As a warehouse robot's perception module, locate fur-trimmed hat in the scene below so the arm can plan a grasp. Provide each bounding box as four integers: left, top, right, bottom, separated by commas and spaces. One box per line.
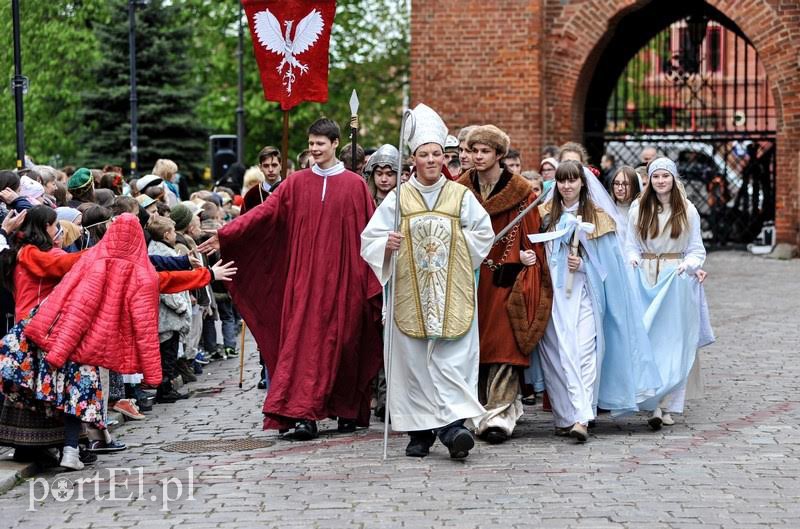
466, 125, 510, 157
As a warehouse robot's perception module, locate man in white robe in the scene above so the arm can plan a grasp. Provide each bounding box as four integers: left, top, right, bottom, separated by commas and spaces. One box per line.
361, 104, 494, 459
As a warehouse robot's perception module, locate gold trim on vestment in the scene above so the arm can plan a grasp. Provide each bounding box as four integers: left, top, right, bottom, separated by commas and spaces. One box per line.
394, 182, 475, 340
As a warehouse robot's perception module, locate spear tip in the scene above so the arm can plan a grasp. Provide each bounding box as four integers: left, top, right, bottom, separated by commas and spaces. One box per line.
350, 89, 359, 116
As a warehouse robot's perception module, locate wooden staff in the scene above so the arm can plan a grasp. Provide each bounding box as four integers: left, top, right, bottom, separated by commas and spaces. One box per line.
565, 215, 582, 298
238, 320, 246, 389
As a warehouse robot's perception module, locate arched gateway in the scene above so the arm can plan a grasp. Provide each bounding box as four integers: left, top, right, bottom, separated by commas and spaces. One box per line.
410, 0, 800, 247
583, 3, 775, 245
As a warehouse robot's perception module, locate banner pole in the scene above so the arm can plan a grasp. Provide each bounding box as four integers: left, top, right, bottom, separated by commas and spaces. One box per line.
281, 109, 289, 178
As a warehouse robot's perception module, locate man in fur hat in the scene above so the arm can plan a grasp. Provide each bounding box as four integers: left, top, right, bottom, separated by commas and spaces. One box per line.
361, 104, 494, 460
457, 125, 551, 444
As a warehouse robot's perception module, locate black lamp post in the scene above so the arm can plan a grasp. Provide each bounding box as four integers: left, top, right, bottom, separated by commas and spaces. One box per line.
128, 1, 148, 178
11, 0, 27, 169
236, 2, 245, 165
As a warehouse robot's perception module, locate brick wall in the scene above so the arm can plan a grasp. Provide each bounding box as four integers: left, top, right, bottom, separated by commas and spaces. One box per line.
410, 0, 545, 172
410, 0, 800, 245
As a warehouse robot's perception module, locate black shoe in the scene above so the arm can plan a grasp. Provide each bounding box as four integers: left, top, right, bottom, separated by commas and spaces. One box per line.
156, 390, 189, 404
78, 448, 97, 464
521, 395, 537, 406
177, 360, 198, 383
337, 418, 357, 433
135, 399, 153, 412
224, 346, 238, 357
13, 447, 59, 466
374, 406, 386, 423
405, 431, 435, 458
257, 379, 267, 389
292, 420, 318, 441
193, 361, 203, 375
483, 427, 509, 444
444, 427, 474, 459
88, 439, 127, 453
209, 345, 226, 361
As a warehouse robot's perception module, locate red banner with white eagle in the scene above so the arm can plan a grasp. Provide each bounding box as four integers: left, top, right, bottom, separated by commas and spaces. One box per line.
243, 0, 336, 110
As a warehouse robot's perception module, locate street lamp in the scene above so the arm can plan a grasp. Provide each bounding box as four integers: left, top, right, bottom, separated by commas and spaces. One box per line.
128, 0, 148, 179
236, 2, 245, 165
11, 0, 27, 169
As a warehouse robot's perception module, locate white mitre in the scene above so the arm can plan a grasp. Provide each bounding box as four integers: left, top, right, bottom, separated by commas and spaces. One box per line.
406, 103, 448, 154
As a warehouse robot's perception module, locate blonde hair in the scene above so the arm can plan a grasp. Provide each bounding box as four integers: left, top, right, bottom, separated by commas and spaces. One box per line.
521, 170, 542, 184
152, 159, 179, 180
59, 220, 82, 247
146, 216, 176, 242
557, 142, 589, 164
242, 166, 265, 195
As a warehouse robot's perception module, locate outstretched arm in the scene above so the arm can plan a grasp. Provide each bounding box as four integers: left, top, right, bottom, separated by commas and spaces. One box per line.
17, 246, 84, 279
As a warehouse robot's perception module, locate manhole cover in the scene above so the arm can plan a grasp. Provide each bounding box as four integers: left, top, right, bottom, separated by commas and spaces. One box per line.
162, 438, 274, 453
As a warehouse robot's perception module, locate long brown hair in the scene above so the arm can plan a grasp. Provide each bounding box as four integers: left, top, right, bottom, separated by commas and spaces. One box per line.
610, 165, 641, 204
636, 170, 688, 240
549, 160, 597, 230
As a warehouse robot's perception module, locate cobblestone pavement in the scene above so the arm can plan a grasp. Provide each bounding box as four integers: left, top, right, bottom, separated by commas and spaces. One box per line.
1, 251, 798, 528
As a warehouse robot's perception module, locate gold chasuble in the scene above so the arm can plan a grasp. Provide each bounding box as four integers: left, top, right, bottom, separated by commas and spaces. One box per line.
394, 180, 475, 339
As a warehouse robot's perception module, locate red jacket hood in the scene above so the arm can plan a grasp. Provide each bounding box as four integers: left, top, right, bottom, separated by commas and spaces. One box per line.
26, 214, 163, 384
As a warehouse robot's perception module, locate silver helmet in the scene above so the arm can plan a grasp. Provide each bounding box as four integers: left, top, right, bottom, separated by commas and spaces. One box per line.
365, 144, 400, 175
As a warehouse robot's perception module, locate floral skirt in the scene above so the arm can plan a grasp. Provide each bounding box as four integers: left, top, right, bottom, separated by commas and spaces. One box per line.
0, 319, 105, 429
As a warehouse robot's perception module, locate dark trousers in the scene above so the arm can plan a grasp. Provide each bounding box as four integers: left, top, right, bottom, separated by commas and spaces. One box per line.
158, 332, 180, 395
201, 314, 218, 352
216, 298, 237, 348
64, 415, 81, 448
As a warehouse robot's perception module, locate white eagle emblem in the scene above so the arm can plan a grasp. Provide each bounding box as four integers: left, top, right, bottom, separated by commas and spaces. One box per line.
253, 8, 325, 95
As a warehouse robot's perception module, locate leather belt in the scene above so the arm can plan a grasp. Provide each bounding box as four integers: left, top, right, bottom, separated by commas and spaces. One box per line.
641, 252, 683, 277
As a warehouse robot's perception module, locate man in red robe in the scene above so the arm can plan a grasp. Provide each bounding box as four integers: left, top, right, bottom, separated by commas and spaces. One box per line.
199, 118, 383, 440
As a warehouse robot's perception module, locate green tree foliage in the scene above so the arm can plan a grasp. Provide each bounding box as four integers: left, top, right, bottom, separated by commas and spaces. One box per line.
81, 0, 208, 176
183, 0, 410, 169
0, 1, 109, 167
1, 1, 409, 178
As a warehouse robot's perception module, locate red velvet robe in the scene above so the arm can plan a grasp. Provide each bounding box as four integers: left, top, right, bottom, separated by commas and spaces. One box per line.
219, 167, 383, 430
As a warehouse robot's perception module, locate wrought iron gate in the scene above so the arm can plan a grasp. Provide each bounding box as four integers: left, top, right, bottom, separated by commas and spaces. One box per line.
587, 14, 776, 245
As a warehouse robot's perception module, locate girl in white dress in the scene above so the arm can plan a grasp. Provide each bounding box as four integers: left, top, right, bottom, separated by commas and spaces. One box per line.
626, 158, 709, 429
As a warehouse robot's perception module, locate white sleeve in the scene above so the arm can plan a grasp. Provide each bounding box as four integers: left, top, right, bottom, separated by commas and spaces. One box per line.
460, 191, 495, 268
681, 203, 706, 272
360, 191, 397, 285
625, 203, 644, 263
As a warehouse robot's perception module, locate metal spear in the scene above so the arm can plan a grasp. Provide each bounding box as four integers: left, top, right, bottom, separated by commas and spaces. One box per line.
382, 108, 415, 461
349, 90, 359, 173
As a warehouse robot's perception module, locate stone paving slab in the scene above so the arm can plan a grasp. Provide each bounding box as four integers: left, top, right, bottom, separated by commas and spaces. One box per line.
0, 251, 798, 528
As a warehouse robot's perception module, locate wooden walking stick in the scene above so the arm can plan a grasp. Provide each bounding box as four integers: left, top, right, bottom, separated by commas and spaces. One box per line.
238, 320, 246, 389
565, 215, 582, 298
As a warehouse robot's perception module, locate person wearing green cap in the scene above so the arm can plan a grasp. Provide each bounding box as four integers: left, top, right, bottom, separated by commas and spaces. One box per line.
67, 167, 95, 208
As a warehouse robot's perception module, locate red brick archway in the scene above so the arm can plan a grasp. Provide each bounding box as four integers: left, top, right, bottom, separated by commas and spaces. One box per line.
410, 0, 799, 245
